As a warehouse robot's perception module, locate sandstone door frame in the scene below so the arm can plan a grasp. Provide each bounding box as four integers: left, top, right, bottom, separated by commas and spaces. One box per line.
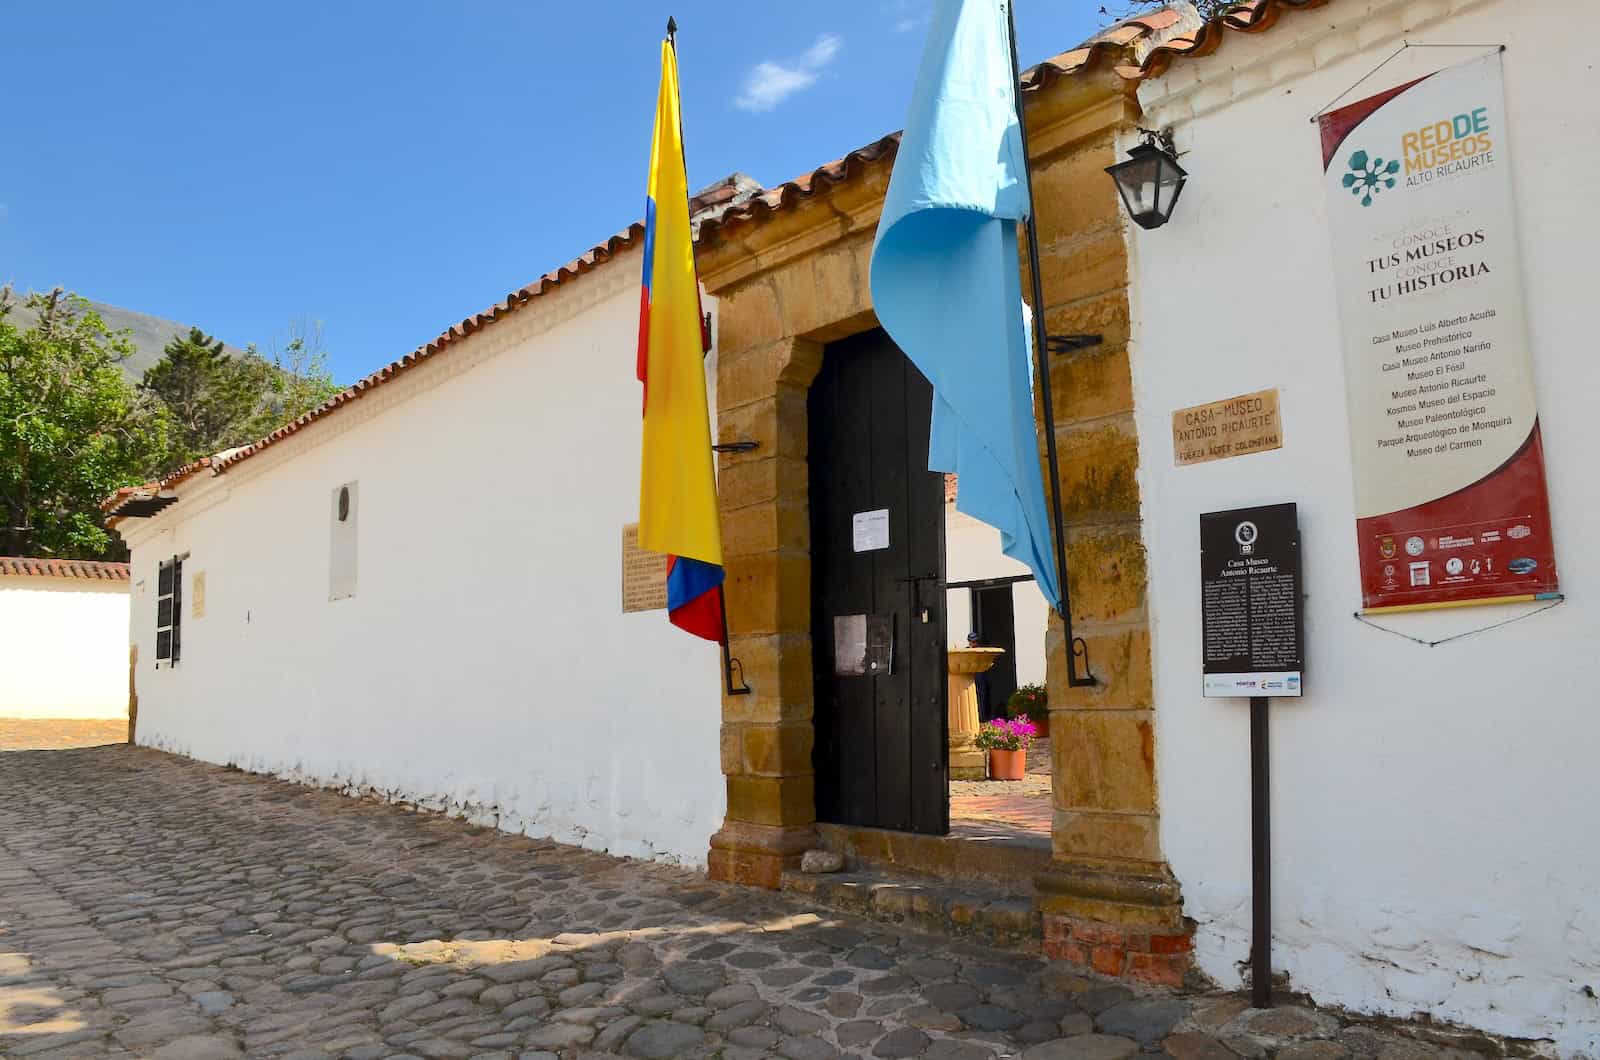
700, 64, 1196, 984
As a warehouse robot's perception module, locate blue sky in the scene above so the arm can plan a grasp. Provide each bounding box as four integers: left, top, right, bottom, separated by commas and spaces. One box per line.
1, 2, 1105, 382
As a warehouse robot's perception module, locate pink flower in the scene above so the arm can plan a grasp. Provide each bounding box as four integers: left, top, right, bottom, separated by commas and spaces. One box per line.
974, 717, 1034, 752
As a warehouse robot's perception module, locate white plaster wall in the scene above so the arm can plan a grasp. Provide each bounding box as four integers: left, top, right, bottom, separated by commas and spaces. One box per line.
0, 578, 128, 719
124, 256, 726, 865
944, 506, 1048, 688
1127, 1, 1600, 1051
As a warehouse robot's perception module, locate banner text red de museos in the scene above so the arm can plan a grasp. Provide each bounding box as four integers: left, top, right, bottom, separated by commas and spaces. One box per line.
1318, 53, 1558, 611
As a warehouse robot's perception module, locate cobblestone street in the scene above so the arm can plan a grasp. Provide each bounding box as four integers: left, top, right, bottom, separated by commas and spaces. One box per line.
0, 719, 127, 752
0, 746, 1501, 1059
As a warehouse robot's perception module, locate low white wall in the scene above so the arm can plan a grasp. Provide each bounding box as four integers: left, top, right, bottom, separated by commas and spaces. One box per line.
944, 506, 1048, 689
0, 578, 129, 719
1128, 1, 1599, 1052
124, 256, 726, 865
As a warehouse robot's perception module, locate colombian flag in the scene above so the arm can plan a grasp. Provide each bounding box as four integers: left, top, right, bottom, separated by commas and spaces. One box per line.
638, 34, 724, 642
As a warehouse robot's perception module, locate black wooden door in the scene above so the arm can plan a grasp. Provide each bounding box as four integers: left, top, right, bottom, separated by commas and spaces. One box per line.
809, 329, 948, 835
972, 586, 1019, 723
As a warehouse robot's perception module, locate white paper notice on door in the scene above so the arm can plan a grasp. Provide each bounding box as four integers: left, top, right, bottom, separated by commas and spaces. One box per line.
852, 509, 890, 553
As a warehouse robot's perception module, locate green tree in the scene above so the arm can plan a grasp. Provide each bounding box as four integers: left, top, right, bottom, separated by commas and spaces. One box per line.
240, 319, 342, 441
139, 326, 270, 463
140, 319, 342, 461
0, 288, 175, 559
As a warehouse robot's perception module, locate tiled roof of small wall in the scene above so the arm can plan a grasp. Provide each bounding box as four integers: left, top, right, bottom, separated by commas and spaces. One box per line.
697, 0, 1325, 243
0, 556, 131, 581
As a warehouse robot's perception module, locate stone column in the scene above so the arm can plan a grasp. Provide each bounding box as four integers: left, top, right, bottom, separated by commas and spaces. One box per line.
706, 335, 825, 889
1027, 117, 1193, 985
946, 647, 1004, 780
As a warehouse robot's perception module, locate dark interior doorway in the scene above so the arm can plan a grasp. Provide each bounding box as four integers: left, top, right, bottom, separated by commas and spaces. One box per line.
971, 585, 1019, 723
808, 328, 948, 836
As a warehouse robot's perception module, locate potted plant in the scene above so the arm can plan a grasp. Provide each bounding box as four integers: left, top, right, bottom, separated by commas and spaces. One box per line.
974, 718, 1037, 781
1005, 683, 1050, 738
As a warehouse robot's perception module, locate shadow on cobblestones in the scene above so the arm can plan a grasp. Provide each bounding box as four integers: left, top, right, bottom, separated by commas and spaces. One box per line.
0, 746, 1529, 1059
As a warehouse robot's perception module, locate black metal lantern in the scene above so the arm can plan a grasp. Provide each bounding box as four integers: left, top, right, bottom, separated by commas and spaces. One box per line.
1106, 131, 1186, 230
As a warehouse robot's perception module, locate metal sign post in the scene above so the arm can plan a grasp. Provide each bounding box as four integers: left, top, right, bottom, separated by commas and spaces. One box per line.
1200, 502, 1304, 1008
1249, 693, 1272, 1007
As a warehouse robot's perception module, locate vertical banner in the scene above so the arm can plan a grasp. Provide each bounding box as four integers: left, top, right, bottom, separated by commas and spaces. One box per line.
1318, 52, 1559, 612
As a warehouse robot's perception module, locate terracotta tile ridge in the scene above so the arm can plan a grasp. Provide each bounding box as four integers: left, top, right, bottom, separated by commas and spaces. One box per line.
101, 457, 217, 514
0, 556, 131, 581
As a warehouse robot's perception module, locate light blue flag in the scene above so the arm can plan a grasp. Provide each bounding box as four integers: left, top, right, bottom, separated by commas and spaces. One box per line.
869, 0, 1061, 609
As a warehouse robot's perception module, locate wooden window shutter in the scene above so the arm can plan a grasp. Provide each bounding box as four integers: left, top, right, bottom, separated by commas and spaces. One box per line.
171, 556, 183, 665
155, 556, 182, 665
155, 560, 173, 662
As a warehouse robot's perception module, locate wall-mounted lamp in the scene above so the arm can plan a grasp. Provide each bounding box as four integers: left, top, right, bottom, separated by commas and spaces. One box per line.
1106, 128, 1187, 230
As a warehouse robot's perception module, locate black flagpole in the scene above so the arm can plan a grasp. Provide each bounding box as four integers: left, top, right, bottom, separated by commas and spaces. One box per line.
668, 16, 749, 696
1004, 0, 1094, 687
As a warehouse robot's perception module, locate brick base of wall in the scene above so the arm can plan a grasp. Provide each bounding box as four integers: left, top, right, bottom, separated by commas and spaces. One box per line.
1042, 915, 1195, 987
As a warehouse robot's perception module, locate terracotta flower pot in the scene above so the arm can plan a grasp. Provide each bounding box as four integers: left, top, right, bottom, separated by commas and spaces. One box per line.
988, 748, 1026, 781
1030, 714, 1050, 739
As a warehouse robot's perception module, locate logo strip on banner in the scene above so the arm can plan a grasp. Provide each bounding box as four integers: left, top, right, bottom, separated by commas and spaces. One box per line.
1317, 51, 1560, 613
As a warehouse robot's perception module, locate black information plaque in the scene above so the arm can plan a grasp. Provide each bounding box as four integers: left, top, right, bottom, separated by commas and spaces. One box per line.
1200, 502, 1304, 698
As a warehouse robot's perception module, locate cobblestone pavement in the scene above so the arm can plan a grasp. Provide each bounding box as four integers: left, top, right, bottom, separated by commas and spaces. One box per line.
0, 718, 127, 751
0, 746, 1496, 1060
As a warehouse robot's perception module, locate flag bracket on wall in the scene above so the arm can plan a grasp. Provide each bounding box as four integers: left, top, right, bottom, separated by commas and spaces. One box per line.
1069, 636, 1094, 686
723, 651, 751, 696
1046, 333, 1103, 354
720, 604, 751, 696
711, 440, 760, 454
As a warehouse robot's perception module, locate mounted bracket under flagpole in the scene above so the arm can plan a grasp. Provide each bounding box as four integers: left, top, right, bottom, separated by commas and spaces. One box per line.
1005, 0, 1095, 688
719, 599, 751, 696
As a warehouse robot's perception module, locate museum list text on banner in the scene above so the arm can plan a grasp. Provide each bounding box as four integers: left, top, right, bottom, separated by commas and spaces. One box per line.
1318, 52, 1558, 612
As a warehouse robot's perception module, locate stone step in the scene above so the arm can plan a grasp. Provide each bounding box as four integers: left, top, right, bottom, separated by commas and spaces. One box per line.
779, 868, 1042, 953
814, 821, 1054, 894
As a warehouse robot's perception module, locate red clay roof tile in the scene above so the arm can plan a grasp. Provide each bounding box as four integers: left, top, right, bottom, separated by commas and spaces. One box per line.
102, 455, 223, 519
0, 556, 130, 582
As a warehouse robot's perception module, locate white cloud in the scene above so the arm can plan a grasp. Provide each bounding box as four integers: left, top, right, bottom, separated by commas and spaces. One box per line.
802, 34, 842, 67
885, 0, 928, 33
735, 33, 842, 113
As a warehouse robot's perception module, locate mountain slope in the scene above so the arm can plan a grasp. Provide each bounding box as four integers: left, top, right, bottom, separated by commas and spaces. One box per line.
4, 293, 244, 383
